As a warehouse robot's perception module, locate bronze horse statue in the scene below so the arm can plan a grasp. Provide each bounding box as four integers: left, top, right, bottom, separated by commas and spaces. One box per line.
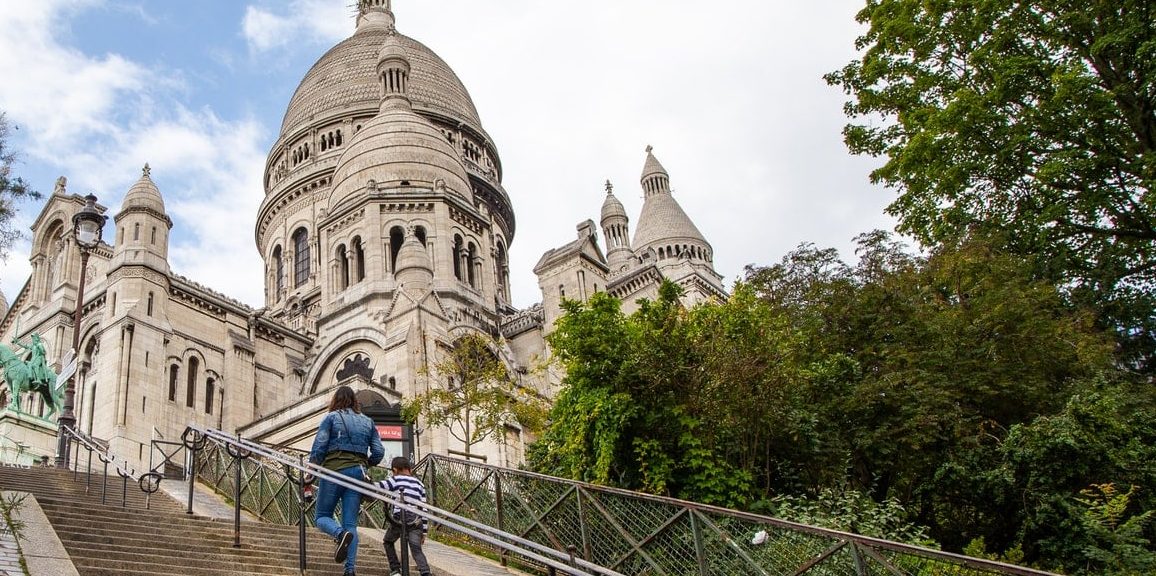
0, 336, 62, 418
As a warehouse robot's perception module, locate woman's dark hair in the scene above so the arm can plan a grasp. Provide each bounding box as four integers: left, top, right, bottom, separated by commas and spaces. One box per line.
327, 385, 361, 413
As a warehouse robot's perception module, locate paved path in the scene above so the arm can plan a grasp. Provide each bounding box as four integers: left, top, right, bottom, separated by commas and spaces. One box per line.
0, 527, 22, 576
1, 491, 80, 576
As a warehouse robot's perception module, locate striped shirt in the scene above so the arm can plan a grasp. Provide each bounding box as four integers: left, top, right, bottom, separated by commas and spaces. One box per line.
378, 473, 428, 533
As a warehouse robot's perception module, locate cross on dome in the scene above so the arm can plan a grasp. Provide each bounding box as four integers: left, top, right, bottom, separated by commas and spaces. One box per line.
605, 180, 614, 195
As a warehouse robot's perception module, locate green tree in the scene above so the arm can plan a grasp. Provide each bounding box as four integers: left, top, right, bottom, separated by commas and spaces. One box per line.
996, 379, 1156, 572
531, 285, 762, 507
529, 292, 638, 484
0, 113, 39, 258
404, 332, 547, 458
745, 232, 1119, 555
826, 1, 1156, 370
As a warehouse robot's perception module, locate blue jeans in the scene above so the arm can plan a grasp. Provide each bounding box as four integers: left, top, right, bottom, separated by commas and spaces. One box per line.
314, 465, 365, 572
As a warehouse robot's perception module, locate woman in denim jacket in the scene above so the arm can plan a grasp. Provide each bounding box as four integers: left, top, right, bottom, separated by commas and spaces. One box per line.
309, 385, 385, 576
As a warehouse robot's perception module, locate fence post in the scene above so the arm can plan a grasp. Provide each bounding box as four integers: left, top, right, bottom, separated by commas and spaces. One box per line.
496, 473, 507, 567
100, 456, 109, 504
181, 428, 206, 515
689, 511, 708, 576
577, 489, 591, 563
227, 439, 252, 548
427, 457, 437, 511
298, 457, 308, 575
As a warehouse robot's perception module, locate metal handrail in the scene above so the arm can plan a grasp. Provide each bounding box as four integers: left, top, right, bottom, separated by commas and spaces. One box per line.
420, 454, 1063, 576
186, 425, 625, 576
58, 425, 162, 508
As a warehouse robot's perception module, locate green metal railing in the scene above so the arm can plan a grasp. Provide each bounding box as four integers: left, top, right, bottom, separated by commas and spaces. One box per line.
183, 430, 1059, 576
417, 455, 1062, 576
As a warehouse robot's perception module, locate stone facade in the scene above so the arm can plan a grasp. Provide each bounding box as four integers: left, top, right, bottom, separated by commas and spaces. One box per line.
0, 1, 724, 474
535, 150, 727, 329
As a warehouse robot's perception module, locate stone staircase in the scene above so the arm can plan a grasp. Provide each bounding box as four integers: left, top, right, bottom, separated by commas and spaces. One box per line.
0, 465, 418, 575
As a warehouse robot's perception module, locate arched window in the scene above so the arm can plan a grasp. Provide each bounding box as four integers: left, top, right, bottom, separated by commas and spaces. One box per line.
205, 378, 215, 415
168, 365, 179, 402
452, 235, 464, 281
352, 237, 365, 282
273, 246, 284, 295
467, 242, 478, 288
495, 240, 509, 301
337, 244, 349, 290
389, 226, 404, 274
415, 226, 427, 246
293, 228, 310, 287
147, 292, 154, 316
133, 222, 140, 241
186, 357, 199, 408
151, 226, 157, 244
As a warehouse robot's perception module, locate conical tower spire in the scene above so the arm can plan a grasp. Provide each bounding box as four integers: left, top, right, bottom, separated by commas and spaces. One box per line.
631, 146, 710, 258
640, 145, 671, 198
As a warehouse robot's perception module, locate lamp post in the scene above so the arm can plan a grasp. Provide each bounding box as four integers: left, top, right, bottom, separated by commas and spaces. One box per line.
56, 194, 106, 469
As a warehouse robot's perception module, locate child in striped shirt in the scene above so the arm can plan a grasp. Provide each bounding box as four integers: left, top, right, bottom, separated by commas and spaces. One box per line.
378, 457, 431, 576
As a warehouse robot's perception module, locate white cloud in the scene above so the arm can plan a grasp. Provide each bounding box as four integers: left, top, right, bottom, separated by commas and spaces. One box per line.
242, 0, 349, 52
0, 1, 270, 306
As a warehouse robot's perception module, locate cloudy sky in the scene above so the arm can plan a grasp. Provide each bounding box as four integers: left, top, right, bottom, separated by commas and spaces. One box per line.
0, 0, 896, 310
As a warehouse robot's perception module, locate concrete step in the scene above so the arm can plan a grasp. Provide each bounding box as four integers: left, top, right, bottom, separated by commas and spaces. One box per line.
1, 465, 505, 576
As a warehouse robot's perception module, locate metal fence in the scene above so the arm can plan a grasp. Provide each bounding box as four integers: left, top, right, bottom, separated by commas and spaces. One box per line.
418, 455, 1062, 576
185, 430, 1059, 576
187, 426, 622, 576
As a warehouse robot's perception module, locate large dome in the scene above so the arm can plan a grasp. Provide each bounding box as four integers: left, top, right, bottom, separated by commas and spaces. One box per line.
279, 23, 488, 143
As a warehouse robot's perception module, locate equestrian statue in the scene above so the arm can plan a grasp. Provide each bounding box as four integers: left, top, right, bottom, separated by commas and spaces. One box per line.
0, 333, 62, 418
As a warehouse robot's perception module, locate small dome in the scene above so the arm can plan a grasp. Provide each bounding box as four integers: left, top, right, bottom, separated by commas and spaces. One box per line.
632, 193, 709, 250
394, 230, 433, 286
121, 164, 165, 214
378, 30, 408, 64
600, 187, 628, 221
328, 105, 471, 210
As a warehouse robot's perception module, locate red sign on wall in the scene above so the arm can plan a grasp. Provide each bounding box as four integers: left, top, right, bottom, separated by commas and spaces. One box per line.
377, 425, 404, 440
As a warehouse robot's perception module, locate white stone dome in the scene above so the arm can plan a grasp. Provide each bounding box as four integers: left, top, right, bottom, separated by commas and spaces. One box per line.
278, 23, 489, 150
121, 164, 165, 215
328, 104, 471, 210
601, 190, 628, 221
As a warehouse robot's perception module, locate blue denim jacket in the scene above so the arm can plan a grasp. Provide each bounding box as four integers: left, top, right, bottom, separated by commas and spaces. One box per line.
309, 409, 385, 468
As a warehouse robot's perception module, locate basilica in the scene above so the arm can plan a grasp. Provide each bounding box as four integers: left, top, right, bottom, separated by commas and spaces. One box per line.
0, 0, 725, 472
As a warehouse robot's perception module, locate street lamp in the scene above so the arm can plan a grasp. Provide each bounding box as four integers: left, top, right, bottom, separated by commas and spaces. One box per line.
56, 194, 106, 469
